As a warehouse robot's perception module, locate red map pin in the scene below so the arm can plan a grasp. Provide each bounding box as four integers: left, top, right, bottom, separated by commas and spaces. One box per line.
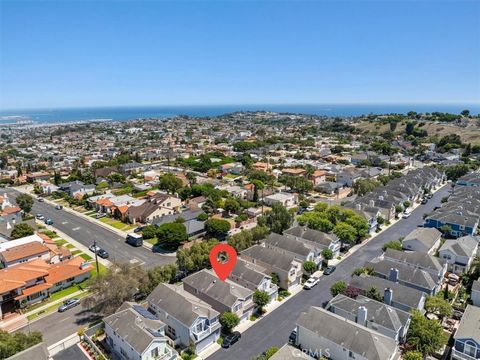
209, 243, 237, 281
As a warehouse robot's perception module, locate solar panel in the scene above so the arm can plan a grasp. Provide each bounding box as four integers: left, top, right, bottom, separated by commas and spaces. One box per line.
133, 305, 157, 320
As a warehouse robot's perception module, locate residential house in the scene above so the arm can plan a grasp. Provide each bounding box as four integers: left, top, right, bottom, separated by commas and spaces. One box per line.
349, 275, 427, 313
382, 249, 447, 280
295, 306, 399, 360
451, 305, 480, 360
151, 209, 205, 238
0, 242, 51, 268
147, 283, 221, 353
182, 269, 254, 323
0, 212, 37, 240
264, 193, 298, 209
6, 342, 50, 360
263, 233, 322, 267
283, 226, 341, 258
438, 235, 479, 275
282, 168, 306, 177
336, 167, 363, 187
311, 170, 327, 186
327, 294, 411, 343
240, 245, 303, 290
229, 259, 278, 302
268, 344, 315, 360
118, 162, 144, 175
0, 256, 92, 318
401, 228, 442, 254
26, 172, 50, 183
366, 257, 441, 295
58, 180, 95, 198
104, 302, 178, 360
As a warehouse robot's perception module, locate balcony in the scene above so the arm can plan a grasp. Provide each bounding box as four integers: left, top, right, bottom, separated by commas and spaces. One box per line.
156, 346, 178, 360
192, 322, 221, 341
452, 348, 477, 360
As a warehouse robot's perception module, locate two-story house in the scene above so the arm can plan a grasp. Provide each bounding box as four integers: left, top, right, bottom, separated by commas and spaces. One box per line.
438, 235, 479, 275
327, 294, 411, 343
240, 245, 303, 290
182, 269, 254, 323
295, 306, 399, 360
104, 302, 178, 360
283, 226, 341, 258
147, 283, 221, 353
401, 228, 442, 254
263, 233, 322, 267
452, 305, 480, 360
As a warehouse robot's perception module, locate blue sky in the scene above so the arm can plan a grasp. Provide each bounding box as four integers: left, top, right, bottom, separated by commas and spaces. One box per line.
1, 0, 479, 109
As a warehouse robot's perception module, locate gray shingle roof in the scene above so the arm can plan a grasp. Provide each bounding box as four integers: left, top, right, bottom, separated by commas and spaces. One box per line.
230, 259, 269, 291
327, 294, 410, 333
383, 249, 446, 274
104, 305, 166, 355
147, 283, 219, 327
402, 228, 441, 251
455, 305, 480, 343
349, 275, 425, 310
182, 269, 253, 308
439, 235, 478, 257
241, 245, 296, 273
297, 306, 398, 360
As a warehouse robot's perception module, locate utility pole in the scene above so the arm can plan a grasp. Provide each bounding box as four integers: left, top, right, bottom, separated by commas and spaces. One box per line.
93, 239, 99, 274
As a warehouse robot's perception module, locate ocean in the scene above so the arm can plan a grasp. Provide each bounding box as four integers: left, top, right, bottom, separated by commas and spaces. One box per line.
0, 104, 479, 126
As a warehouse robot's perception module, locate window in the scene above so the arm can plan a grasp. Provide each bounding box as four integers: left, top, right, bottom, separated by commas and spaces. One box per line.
196, 322, 203, 332
349, 351, 356, 358
464, 342, 477, 357
167, 325, 176, 337
66, 277, 75, 282
151, 347, 159, 358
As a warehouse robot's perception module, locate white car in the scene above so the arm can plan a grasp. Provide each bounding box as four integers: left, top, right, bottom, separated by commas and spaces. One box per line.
402, 211, 412, 219
303, 277, 319, 290
89, 244, 101, 253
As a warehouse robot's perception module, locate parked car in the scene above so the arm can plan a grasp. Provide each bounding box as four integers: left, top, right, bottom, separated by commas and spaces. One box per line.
55, 204, 63, 210
133, 226, 144, 233
303, 276, 319, 290
37, 198, 45, 202
95, 212, 107, 219
222, 331, 241, 348
288, 329, 297, 344
89, 244, 101, 253
97, 249, 109, 259
426, 193, 433, 199
58, 298, 80, 312
421, 198, 428, 205
402, 210, 411, 219
323, 266, 336, 275
44, 218, 54, 225
36, 213, 44, 220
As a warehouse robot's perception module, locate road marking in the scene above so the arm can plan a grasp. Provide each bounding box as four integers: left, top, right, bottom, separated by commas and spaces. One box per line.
62, 221, 68, 225
72, 227, 81, 231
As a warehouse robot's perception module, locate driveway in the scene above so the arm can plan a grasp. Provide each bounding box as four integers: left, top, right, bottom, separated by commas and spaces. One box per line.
208, 184, 451, 360
3, 187, 175, 268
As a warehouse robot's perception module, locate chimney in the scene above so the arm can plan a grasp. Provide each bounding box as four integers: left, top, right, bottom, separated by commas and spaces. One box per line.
384, 288, 393, 305
378, 195, 384, 201
357, 306, 368, 326
369, 200, 375, 207
389, 268, 399, 282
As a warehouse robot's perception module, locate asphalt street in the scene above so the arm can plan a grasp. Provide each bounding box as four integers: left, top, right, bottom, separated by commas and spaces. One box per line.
209, 184, 451, 360
3, 187, 175, 268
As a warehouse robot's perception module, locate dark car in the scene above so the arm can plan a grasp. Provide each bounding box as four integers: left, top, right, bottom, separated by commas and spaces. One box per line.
288, 329, 297, 344
58, 298, 80, 312
323, 266, 336, 275
37, 198, 45, 202
222, 331, 241, 348
45, 218, 54, 225
421, 198, 428, 205
97, 249, 109, 259
427, 193, 433, 199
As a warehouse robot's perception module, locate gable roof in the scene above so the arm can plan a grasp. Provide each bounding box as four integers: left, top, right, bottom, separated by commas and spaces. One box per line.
402, 228, 442, 251
455, 305, 480, 343
439, 235, 478, 257
241, 245, 297, 274
230, 259, 269, 291
1, 242, 50, 263
147, 283, 219, 327
297, 306, 397, 360
383, 249, 446, 274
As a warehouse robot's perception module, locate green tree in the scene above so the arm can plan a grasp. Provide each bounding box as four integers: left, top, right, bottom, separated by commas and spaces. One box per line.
440, 224, 452, 235
302, 260, 317, 275
10, 223, 34, 239
83, 262, 148, 315
224, 198, 240, 214
141, 264, 177, 294
253, 290, 270, 313
425, 296, 452, 319
141, 224, 158, 239
16, 194, 34, 214
321, 248, 333, 264
264, 203, 293, 234
270, 272, 280, 286
205, 219, 231, 238
330, 281, 347, 297
333, 222, 356, 248
406, 121, 415, 136
403, 351, 423, 360
159, 173, 183, 194
382, 240, 402, 252
53, 171, 61, 185
353, 179, 381, 196
345, 214, 369, 240
0, 330, 43, 359
219, 312, 240, 334
403, 200, 411, 209
407, 310, 448, 356
176, 239, 219, 272
156, 222, 188, 249
366, 286, 383, 301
